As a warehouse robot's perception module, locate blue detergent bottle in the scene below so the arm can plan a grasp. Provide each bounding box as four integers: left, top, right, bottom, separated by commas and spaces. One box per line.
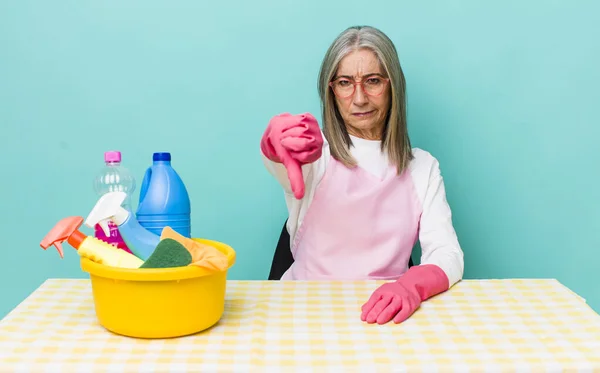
136, 152, 191, 237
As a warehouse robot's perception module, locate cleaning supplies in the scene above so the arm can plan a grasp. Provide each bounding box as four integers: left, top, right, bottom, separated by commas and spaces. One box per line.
93, 150, 136, 254
40, 216, 143, 269
161, 226, 228, 271
140, 238, 192, 268
85, 191, 228, 271
85, 191, 160, 261
136, 152, 191, 237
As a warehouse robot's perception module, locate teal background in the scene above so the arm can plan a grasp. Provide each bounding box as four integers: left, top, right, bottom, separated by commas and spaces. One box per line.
1, 0, 598, 318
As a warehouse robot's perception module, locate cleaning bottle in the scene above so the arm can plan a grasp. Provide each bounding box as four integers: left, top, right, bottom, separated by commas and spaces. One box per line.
85, 191, 160, 261
40, 216, 144, 269
136, 152, 191, 237
93, 150, 136, 254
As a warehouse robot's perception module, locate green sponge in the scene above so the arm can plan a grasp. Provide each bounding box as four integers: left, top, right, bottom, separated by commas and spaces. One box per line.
140, 238, 192, 268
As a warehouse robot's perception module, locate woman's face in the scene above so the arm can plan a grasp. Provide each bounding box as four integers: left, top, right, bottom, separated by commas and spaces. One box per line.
331, 49, 390, 140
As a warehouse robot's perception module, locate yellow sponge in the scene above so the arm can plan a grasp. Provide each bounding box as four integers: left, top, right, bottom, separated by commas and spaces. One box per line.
160, 227, 229, 271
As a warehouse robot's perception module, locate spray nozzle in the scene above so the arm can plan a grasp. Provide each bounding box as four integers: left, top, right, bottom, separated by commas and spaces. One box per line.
84, 191, 130, 234
40, 216, 87, 258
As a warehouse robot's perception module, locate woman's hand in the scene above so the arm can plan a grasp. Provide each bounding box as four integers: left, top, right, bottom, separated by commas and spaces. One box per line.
361, 280, 422, 324
260, 112, 323, 199
361, 264, 450, 324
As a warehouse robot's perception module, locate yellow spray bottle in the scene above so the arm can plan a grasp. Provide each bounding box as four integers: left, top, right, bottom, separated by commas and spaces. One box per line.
40, 216, 143, 269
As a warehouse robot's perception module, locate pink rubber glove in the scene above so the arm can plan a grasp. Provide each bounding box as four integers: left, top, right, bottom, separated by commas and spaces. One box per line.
260, 112, 323, 199
361, 264, 450, 324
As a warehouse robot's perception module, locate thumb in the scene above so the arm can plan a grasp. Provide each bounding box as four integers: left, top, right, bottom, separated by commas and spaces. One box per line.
271, 134, 306, 199
272, 135, 305, 199
281, 153, 305, 199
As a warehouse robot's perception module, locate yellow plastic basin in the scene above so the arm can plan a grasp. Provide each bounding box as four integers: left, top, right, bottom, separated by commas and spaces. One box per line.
80, 238, 236, 339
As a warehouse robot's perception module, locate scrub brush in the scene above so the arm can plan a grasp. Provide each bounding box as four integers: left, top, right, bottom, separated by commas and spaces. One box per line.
140, 238, 192, 268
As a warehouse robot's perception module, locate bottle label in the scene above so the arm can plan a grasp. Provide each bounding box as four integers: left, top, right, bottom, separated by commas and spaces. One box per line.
94, 221, 133, 254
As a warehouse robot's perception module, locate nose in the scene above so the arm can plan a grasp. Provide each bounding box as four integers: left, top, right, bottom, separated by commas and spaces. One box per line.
352, 84, 368, 106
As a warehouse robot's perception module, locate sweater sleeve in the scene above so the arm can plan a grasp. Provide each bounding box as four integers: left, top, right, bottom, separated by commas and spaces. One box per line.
260, 134, 330, 244
413, 149, 464, 287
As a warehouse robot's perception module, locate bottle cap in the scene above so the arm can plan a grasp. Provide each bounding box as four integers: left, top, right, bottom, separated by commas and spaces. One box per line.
153, 152, 171, 162
105, 151, 122, 163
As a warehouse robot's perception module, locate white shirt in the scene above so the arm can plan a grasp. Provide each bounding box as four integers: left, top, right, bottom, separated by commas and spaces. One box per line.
262, 134, 464, 287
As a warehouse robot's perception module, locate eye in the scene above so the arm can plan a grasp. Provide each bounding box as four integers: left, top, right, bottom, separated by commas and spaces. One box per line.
366, 77, 381, 85
337, 79, 351, 87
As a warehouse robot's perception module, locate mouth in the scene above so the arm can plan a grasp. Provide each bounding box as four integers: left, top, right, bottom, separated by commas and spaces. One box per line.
352, 110, 375, 118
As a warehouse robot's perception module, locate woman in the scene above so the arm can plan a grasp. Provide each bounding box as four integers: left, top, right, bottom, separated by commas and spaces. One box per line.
260, 25, 464, 325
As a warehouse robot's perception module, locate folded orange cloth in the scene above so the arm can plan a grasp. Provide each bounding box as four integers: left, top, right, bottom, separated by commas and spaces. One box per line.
160, 227, 229, 271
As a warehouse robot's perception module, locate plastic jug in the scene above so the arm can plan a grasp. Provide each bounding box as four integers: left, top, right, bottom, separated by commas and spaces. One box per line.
136, 152, 191, 237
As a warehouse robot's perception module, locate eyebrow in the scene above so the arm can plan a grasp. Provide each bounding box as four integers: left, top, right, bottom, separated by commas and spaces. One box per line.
333, 72, 385, 80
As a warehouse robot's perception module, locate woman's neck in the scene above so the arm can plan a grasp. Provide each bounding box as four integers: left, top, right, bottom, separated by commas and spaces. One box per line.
346, 126, 382, 141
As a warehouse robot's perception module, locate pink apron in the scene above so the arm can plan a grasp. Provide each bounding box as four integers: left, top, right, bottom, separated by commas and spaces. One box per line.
282, 155, 422, 281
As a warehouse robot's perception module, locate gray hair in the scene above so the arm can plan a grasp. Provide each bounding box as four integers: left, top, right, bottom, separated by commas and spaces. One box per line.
317, 25, 413, 174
